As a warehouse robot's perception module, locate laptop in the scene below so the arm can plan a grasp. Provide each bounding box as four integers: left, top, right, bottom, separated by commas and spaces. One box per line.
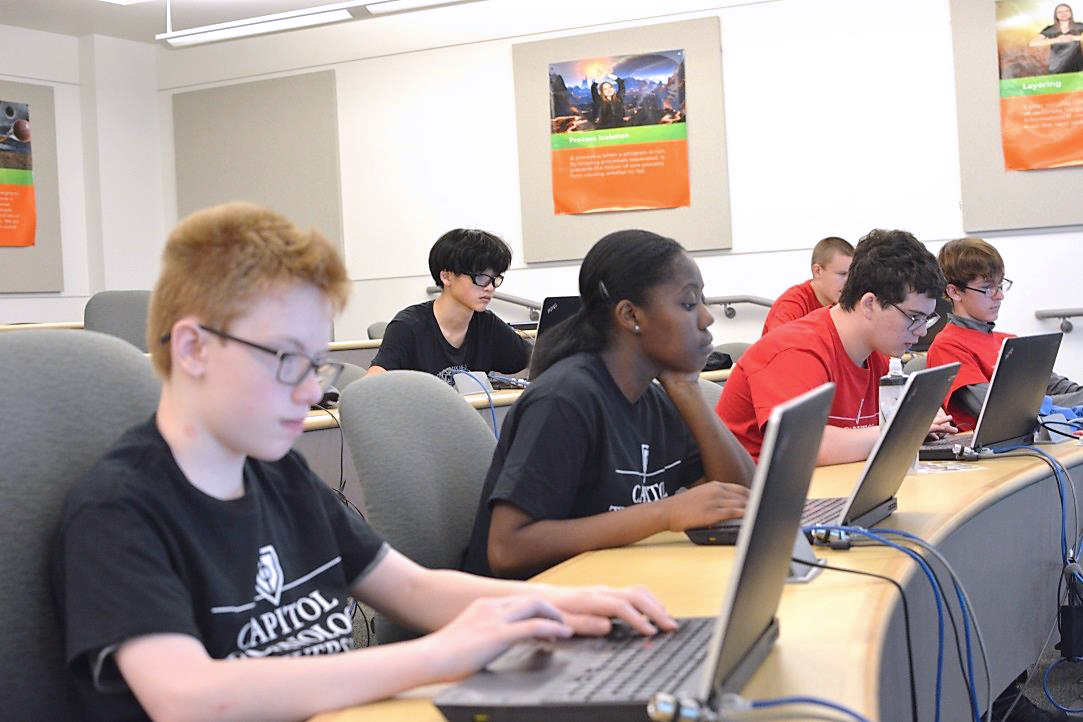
919, 332, 1062, 461
523, 296, 582, 380
434, 383, 834, 722
688, 362, 960, 546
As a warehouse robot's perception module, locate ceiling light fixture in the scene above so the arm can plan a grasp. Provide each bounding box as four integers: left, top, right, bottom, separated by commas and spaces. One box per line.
156, 0, 482, 48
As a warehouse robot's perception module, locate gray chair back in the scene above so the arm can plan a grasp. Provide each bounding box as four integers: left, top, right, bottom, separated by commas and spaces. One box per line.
338, 371, 496, 643
714, 341, 751, 364
903, 353, 928, 375
366, 321, 388, 340
0, 330, 160, 718
83, 289, 153, 352
698, 376, 724, 408
335, 362, 366, 392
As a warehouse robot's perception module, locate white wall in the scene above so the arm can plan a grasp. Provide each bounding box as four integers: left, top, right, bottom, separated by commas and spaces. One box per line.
0, 26, 166, 323
149, 0, 1083, 379
5, 0, 1082, 379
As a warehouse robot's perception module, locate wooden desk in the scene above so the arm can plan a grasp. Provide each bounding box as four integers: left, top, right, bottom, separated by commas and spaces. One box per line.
0, 321, 83, 332
327, 339, 382, 371
311, 441, 1083, 722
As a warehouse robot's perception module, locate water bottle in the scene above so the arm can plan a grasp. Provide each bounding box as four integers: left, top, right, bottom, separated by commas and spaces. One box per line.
879, 357, 906, 426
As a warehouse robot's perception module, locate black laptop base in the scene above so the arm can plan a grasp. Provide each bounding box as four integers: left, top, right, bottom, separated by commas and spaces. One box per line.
686, 497, 898, 546
436, 619, 779, 722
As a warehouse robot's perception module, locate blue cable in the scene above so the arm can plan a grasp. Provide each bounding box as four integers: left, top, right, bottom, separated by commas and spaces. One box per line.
750, 694, 872, 722
1042, 657, 1083, 713
460, 372, 499, 440
877, 528, 981, 722
804, 525, 947, 722
994, 446, 1081, 589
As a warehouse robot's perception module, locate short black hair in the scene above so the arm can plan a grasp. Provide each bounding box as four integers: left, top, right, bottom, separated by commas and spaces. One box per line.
837, 229, 945, 311
428, 229, 512, 287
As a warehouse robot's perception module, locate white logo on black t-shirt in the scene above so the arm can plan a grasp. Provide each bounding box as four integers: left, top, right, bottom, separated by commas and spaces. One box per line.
255, 545, 284, 606
613, 443, 682, 506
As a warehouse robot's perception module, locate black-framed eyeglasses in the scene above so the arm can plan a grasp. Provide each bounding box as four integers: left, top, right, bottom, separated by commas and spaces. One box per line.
470, 272, 504, 289
962, 278, 1012, 296
888, 303, 940, 332
161, 325, 343, 391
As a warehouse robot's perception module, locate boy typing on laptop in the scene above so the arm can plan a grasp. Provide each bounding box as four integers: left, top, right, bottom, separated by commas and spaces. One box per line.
717, 229, 957, 465
50, 203, 673, 721
927, 237, 1083, 431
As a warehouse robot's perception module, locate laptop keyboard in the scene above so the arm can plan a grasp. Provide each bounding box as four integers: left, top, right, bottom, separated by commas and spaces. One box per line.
801, 496, 845, 526
921, 430, 974, 450
553, 617, 714, 703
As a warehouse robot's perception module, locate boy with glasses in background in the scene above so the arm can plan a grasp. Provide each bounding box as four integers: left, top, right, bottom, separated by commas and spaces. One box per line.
717, 229, 957, 465
50, 203, 673, 721
928, 237, 1083, 431
367, 228, 532, 385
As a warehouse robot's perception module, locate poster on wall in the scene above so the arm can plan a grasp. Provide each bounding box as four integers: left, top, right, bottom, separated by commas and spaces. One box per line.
996, 1, 1083, 170
0, 100, 35, 247
549, 50, 689, 214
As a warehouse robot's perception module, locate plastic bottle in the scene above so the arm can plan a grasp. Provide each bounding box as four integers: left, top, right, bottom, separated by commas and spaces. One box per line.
879, 357, 906, 426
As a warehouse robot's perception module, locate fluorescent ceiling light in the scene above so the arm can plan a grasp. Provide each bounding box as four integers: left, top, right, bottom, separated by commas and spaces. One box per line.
97, 0, 155, 4
156, 0, 482, 48
366, 0, 464, 15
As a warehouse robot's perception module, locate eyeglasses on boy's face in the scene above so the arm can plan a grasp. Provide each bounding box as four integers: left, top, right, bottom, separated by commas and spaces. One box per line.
961, 278, 1012, 296
469, 272, 504, 289
160, 325, 343, 391
888, 303, 940, 333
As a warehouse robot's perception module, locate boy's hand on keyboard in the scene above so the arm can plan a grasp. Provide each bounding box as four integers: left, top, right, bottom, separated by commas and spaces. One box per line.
926, 408, 958, 440
663, 480, 747, 532
425, 595, 572, 681
539, 584, 678, 637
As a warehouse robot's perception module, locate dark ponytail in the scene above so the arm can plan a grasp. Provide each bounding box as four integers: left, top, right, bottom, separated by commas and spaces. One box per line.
530, 229, 685, 377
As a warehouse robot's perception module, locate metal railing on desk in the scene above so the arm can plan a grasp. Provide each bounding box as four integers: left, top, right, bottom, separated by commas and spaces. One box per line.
1035, 307, 1083, 334
426, 285, 542, 320
704, 295, 774, 319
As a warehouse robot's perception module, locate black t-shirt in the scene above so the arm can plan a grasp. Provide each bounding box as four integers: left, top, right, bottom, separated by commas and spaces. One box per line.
1042, 22, 1083, 73
50, 417, 388, 721
370, 301, 532, 385
461, 352, 704, 578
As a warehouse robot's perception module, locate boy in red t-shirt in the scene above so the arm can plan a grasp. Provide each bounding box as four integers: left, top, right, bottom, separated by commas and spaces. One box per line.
927, 237, 1083, 431
761, 236, 854, 335
719, 229, 957, 465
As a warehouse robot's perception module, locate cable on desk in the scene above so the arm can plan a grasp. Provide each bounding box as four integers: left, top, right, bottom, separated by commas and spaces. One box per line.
789, 556, 918, 722
877, 529, 991, 722
805, 525, 946, 722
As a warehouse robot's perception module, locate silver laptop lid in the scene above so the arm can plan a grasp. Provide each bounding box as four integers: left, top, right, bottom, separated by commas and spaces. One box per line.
972, 332, 1062, 450
839, 362, 959, 524
698, 383, 834, 702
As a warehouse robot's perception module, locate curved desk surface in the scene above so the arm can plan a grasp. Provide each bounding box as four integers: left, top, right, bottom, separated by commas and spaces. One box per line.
311, 441, 1083, 722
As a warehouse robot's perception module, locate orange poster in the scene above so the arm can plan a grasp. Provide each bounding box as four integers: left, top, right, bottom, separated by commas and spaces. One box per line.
996, 2, 1083, 170
549, 50, 689, 214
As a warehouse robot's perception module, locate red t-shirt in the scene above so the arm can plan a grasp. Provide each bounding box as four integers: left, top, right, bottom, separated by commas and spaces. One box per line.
718, 306, 889, 459
761, 280, 824, 336
925, 321, 1014, 431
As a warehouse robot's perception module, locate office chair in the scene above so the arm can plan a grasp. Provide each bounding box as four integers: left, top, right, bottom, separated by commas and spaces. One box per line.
83, 289, 153, 352
366, 321, 388, 340
714, 341, 751, 364
338, 371, 495, 644
903, 354, 928, 375
0, 330, 160, 717
336, 362, 366, 392
697, 376, 725, 408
